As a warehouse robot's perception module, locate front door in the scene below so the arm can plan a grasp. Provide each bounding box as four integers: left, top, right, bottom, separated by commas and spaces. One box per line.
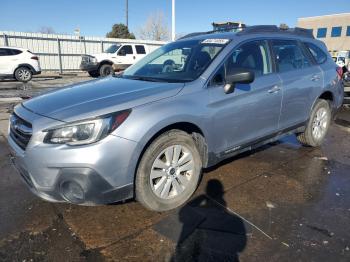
115, 45, 135, 66
208, 40, 282, 154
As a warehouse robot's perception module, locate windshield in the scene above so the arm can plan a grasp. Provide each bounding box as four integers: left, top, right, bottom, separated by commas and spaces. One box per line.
104, 44, 121, 53
121, 39, 229, 82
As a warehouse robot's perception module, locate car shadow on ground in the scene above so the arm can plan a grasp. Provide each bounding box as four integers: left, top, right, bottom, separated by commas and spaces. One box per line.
153, 179, 247, 262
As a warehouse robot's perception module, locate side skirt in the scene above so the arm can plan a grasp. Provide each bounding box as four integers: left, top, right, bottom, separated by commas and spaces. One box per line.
207, 122, 306, 167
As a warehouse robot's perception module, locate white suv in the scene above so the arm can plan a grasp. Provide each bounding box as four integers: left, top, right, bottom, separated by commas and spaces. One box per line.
0, 47, 41, 82
80, 44, 150, 77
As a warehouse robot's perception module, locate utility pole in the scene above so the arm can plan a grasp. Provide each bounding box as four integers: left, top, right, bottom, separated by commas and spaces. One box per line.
126, 0, 129, 28
172, 0, 175, 41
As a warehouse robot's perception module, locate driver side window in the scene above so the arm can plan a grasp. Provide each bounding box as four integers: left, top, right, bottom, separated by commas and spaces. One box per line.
228, 40, 272, 76
211, 40, 272, 86
118, 45, 133, 55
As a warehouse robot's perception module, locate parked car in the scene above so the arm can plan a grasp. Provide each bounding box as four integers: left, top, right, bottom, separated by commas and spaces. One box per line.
8, 26, 343, 211
80, 43, 153, 77
0, 47, 41, 82
337, 51, 350, 68
343, 71, 350, 104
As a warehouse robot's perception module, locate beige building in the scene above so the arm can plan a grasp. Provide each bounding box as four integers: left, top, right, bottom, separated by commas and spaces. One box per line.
297, 13, 350, 54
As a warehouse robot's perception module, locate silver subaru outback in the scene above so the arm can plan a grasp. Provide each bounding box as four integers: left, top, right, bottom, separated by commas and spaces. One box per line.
8, 26, 344, 211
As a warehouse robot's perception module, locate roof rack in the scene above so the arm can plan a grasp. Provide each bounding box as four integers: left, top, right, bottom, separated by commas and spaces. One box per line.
237, 25, 314, 38
178, 25, 314, 40
178, 30, 218, 40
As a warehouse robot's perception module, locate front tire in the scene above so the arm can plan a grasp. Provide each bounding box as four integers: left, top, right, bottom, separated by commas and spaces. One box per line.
99, 64, 113, 77
88, 70, 100, 77
135, 130, 202, 211
297, 99, 331, 147
14, 67, 32, 82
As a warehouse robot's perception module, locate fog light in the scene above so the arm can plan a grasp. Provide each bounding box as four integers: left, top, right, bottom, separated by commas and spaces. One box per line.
60, 181, 85, 203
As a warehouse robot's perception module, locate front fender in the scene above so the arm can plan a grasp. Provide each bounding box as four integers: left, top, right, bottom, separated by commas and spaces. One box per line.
113, 93, 210, 172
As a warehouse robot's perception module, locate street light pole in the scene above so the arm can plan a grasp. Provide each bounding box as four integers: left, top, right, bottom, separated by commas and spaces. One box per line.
172, 0, 175, 41
126, 0, 129, 28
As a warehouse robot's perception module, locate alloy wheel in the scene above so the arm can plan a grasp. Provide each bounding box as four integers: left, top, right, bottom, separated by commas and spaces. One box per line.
312, 107, 328, 140
150, 145, 194, 200
17, 69, 31, 82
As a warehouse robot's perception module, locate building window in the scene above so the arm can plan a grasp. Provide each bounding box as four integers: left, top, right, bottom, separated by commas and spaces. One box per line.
347, 26, 350, 36
317, 28, 327, 38
331, 26, 342, 37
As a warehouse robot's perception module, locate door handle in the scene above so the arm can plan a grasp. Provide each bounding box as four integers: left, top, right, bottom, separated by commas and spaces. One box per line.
133, 56, 136, 59
311, 75, 320, 81
268, 85, 281, 94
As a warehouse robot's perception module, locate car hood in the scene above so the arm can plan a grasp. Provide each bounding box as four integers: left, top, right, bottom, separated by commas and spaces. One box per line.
23, 77, 184, 122
92, 53, 113, 61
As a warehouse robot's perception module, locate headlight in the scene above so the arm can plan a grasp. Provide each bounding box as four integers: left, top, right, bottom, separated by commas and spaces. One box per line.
44, 110, 131, 145
91, 56, 97, 63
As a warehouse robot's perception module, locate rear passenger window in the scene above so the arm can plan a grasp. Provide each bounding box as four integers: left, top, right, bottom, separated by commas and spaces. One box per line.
0, 48, 16, 56
10, 49, 22, 55
135, 45, 146, 54
304, 42, 327, 64
226, 40, 272, 77
0, 49, 8, 56
272, 40, 311, 73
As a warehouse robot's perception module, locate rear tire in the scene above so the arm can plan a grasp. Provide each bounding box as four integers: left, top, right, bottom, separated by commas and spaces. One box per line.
14, 67, 32, 82
135, 130, 202, 211
99, 64, 113, 77
297, 99, 331, 147
88, 70, 99, 78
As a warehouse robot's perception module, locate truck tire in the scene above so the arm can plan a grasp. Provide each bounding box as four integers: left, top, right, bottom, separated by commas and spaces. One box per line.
297, 99, 331, 147
14, 67, 32, 82
136, 130, 202, 211
99, 64, 113, 77
88, 70, 99, 78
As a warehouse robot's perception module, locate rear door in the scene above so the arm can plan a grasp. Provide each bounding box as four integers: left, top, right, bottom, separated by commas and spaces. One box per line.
271, 39, 323, 130
208, 40, 282, 154
0, 48, 18, 74
134, 45, 147, 62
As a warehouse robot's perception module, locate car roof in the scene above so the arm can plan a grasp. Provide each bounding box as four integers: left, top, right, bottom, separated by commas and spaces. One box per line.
179, 25, 315, 42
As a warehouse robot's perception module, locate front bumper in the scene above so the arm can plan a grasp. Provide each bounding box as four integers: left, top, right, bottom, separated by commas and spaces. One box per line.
80, 61, 99, 72
7, 107, 139, 205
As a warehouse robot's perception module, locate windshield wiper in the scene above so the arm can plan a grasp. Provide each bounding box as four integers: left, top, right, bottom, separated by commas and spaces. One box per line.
123, 75, 170, 82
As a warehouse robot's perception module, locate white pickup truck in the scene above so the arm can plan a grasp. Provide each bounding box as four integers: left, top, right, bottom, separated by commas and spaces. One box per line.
80, 43, 153, 77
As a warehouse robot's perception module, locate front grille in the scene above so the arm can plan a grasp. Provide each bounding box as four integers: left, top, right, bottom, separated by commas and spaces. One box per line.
81, 55, 91, 63
9, 113, 33, 150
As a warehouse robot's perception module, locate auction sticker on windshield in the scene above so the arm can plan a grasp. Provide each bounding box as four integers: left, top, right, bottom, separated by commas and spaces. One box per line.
201, 39, 230, 44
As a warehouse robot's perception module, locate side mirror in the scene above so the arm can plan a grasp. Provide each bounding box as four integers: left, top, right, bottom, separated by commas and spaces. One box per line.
118, 49, 126, 56
224, 68, 255, 94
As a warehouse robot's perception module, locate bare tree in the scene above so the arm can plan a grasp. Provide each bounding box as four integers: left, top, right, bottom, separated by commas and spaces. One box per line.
138, 11, 170, 41
175, 32, 187, 40
38, 26, 55, 34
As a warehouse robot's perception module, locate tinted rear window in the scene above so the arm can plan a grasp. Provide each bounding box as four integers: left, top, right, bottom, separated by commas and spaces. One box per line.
11, 49, 22, 55
304, 42, 327, 64
0, 48, 21, 56
135, 45, 146, 54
